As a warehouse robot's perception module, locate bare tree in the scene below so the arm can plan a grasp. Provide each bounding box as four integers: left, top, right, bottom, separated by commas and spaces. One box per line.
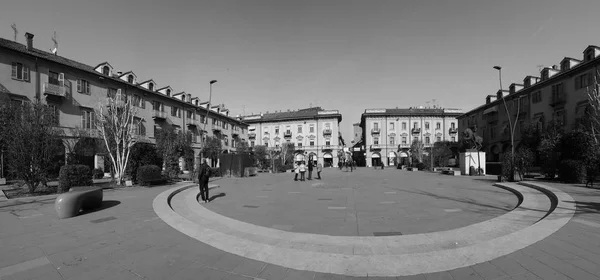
586, 70, 600, 144
410, 139, 425, 163
279, 142, 295, 165
95, 89, 139, 185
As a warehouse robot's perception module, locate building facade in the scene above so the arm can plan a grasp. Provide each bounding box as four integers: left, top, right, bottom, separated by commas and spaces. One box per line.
0, 33, 247, 172
241, 107, 344, 167
360, 108, 462, 167
458, 45, 600, 162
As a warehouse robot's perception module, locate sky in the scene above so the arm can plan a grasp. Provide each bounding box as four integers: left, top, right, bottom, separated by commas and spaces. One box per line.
2, 0, 600, 142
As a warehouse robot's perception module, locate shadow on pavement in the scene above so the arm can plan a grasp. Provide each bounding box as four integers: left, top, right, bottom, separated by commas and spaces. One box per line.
80, 200, 121, 215
209, 192, 226, 202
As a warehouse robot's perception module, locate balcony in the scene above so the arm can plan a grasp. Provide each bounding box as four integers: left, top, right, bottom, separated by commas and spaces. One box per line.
185, 119, 199, 127
411, 128, 421, 135
152, 110, 167, 120
323, 129, 332, 136
449, 127, 458, 134
550, 96, 567, 107
370, 128, 380, 135
284, 131, 292, 138
370, 144, 382, 151
43, 82, 66, 98
248, 133, 256, 139
397, 143, 411, 149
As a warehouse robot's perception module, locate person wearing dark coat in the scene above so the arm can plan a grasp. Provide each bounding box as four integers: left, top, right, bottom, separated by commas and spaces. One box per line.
198, 159, 212, 203
307, 157, 314, 180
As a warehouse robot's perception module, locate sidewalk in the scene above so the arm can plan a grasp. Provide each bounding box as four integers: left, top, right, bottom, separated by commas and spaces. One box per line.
1, 176, 600, 279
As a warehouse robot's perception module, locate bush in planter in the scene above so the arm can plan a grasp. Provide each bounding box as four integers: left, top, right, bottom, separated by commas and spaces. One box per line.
58, 165, 93, 193
416, 162, 427, 171
92, 168, 104, 179
210, 167, 221, 178
137, 165, 162, 186
558, 160, 586, 183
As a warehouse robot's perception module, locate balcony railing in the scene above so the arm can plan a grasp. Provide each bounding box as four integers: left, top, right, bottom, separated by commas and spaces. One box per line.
185, 119, 199, 127
323, 129, 332, 136
284, 131, 292, 138
449, 127, 458, 134
43, 82, 66, 98
370, 144, 382, 150
248, 133, 256, 139
411, 128, 421, 134
322, 145, 334, 150
152, 110, 167, 119
371, 128, 380, 135
550, 96, 567, 107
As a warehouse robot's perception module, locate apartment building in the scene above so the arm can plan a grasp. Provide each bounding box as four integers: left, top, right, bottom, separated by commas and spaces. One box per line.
458, 45, 600, 162
0, 32, 247, 171
241, 107, 344, 167
359, 107, 462, 167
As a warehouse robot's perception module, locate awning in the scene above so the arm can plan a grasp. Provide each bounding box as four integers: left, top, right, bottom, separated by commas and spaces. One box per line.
483, 106, 498, 115
323, 153, 333, 159
399, 152, 409, 158
295, 154, 305, 161
371, 153, 381, 158
388, 152, 396, 158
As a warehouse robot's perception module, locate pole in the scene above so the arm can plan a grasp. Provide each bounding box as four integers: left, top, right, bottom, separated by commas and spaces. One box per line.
203, 80, 217, 164
495, 66, 515, 181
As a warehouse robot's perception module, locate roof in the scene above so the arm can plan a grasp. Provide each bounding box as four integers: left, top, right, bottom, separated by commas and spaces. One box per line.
119, 71, 135, 78
95, 61, 113, 69
137, 79, 155, 85
242, 107, 342, 123
362, 108, 463, 117
156, 85, 172, 91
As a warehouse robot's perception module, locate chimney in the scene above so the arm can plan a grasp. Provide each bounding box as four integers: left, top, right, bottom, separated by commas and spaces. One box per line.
486, 95, 497, 104
117, 71, 123, 76
25, 32, 34, 50
509, 83, 524, 95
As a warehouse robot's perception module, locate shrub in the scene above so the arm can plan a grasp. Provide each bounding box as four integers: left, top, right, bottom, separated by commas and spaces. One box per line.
137, 165, 162, 186
558, 160, 587, 183
58, 165, 93, 193
416, 162, 427, 170
126, 143, 163, 183
210, 167, 221, 178
538, 138, 559, 179
92, 168, 104, 179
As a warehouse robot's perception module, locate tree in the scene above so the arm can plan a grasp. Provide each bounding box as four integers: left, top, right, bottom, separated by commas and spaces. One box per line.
410, 140, 425, 164
252, 145, 269, 169
432, 141, 454, 167
2, 101, 64, 193
279, 143, 295, 165
126, 143, 163, 183
96, 90, 139, 185
586, 70, 600, 143
156, 127, 194, 178
236, 140, 251, 154
203, 136, 222, 166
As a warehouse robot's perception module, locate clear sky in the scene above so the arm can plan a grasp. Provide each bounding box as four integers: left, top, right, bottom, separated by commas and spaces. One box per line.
2, 0, 600, 142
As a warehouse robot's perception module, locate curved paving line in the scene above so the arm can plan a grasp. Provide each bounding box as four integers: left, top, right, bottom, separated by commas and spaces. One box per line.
153, 182, 575, 277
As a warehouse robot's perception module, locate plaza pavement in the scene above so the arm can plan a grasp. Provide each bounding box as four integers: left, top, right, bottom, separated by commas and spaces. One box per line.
0, 169, 599, 279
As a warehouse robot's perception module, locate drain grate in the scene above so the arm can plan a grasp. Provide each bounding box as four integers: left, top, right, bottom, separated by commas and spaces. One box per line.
373, 231, 403, 236
243, 205, 259, 208
90, 216, 117, 224
318, 198, 332, 201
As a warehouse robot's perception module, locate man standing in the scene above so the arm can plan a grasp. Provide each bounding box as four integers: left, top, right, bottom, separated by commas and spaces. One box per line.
198, 159, 212, 203
317, 162, 323, 179
307, 157, 313, 180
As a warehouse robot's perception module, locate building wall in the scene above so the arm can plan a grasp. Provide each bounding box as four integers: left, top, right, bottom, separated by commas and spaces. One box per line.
1, 46, 248, 170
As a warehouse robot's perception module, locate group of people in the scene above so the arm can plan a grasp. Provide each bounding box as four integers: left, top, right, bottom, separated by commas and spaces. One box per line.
339, 158, 356, 172
294, 158, 323, 181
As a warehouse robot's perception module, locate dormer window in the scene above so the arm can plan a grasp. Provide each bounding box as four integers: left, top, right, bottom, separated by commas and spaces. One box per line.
102, 66, 110, 76
148, 83, 154, 91
541, 70, 549, 80
166, 89, 171, 96
586, 50, 594, 61
127, 75, 134, 84
561, 61, 569, 71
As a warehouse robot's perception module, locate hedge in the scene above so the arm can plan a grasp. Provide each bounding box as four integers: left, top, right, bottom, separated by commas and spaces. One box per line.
558, 160, 587, 184
58, 165, 93, 193
92, 168, 104, 179
137, 165, 163, 186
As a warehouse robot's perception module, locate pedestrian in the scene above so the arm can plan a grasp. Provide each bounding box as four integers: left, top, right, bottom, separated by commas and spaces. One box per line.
294, 162, 299, 181
317, 162, 323, 179
198, 159, 212, 203
307, 157, 313, 180
300, 161, 306, 181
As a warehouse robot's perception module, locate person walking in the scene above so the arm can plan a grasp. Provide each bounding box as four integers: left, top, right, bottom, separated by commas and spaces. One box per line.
299, 161, 306, 181
317, 162, 323, 179
198, 159, 212, 203
294, 162, 299, 181
307, 157, 313, 180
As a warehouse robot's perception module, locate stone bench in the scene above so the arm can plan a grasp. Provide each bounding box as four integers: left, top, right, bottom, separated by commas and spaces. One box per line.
407, 167, 418, 171
442, 169, 461, 176
55, 187, 103, 219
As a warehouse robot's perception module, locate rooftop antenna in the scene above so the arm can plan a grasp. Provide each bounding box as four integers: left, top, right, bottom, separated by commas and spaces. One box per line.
536, 64, 544, 72
51, 31, 58, 55
11, 23, 17, 42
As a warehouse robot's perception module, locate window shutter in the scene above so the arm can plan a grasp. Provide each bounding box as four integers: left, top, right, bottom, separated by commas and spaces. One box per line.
23, 66, 29, 81
77, 79, 81, 92
81, 111, 86, 128
11, 62, 17, 78
86, 81, 90, 93
58, 73, 64, 86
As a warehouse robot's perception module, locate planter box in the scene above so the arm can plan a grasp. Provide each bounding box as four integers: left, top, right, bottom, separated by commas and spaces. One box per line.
125, 180, 133, 187
0, 178, 6, 185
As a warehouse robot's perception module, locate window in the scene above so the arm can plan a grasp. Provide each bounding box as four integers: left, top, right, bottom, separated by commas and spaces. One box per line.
127, 75, 134, 84
77, 79, 91, 94
148, 83, 154, 91
297, 142, 302, 147
212, 118, 217, 125
224, 137, 229, 146
231, 138, 236, 147
309, 125, 314, 133
133, 95, 145, 108
436, 122, 441, 130
532, 91, 542, 103
374, 122, 379, 130
325, 123, 331, 128
81, 109, 94, 129
490, 126, 497, 139
326, 141, 331, 146
389, 136, 395, 145
152, 101, 163, 111
389, 123, 395, 130
436, 136, 441, 142
107, 88, 117, 99
402, 137, 407, 144
298, 125, 302, 133
413, 137, 418, 142
402, 122, 407, 130
275, 127, 279, 134
49, 71, 60, 85
310, 141, 315, 146
250, 141, 255, 147
373, 138, 379, 145
555, 110, 566, 126
11, 62, 30, 82
451, 123, 455, 129
166, 89, 171, 96
154, 125, 160, 137
425, 122, 430, 130
451, 137, 456, 142
134, 118, 146, 136
413, 122, 418, 128
265, 142, 269, 147
586, 50, 594, 61
551, 83, 565, 103
425, 137, 430, 144
575, 73, 593, 90
48, 104, 60, 125
102, 66, 110, 76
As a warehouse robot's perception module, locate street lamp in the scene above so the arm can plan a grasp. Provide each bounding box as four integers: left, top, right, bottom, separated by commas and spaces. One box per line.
493, 66, 520, 181
202, 80, 218, 164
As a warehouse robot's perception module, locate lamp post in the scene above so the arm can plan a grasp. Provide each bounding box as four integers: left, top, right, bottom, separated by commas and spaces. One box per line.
493, 66, 518, 181
202, 80, 218, 165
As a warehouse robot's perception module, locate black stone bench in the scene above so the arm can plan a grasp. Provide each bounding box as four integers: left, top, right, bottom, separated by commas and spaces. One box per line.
55, 187, 103, 219
441, 168, 461, 176
244, 167, 258, 177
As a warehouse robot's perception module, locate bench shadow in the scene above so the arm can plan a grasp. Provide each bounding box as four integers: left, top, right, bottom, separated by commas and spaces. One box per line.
80, 200, 121, 215
208, 192, 226, 202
